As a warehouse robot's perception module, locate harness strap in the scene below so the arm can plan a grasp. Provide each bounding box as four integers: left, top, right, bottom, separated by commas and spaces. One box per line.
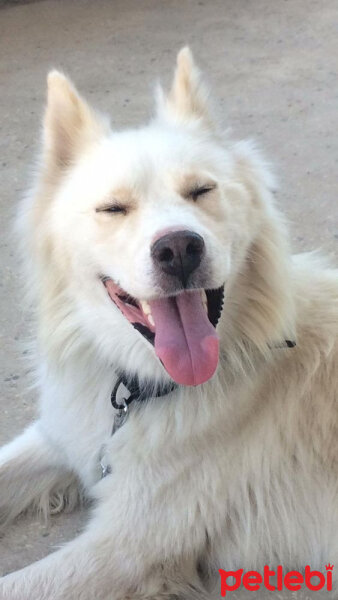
111, 372, 177, 410
110, 339, 295, 410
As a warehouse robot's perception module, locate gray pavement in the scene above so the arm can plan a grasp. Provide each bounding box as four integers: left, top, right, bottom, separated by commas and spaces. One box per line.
0, 0, 337, 597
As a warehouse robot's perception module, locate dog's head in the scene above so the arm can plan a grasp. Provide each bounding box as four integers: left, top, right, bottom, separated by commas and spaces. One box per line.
25, 48, 292, 387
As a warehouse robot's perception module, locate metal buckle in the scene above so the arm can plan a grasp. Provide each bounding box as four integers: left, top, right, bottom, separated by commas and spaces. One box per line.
111, 397, 129, 436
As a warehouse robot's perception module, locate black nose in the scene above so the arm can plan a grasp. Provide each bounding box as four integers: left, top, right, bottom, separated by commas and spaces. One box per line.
151, 230, 205, 287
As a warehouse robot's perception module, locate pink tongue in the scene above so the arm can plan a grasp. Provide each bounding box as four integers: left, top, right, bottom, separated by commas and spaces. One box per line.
149, 291, 219, 386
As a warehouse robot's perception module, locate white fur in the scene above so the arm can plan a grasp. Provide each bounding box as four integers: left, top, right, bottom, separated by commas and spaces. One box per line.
0, 48, 337, 599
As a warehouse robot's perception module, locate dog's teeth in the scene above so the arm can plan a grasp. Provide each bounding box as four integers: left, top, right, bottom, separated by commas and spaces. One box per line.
141, 300, 151, 315
141, 300, 155, 327
200, 290, 208, 312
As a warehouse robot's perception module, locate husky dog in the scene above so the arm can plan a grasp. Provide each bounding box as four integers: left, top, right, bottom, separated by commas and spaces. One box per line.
0, 48, 337, 599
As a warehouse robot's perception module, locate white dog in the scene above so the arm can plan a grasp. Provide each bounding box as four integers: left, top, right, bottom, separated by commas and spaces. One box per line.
0, 48, 337, 599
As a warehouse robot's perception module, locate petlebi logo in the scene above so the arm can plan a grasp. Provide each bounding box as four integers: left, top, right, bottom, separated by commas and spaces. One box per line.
219, 564, 334, 596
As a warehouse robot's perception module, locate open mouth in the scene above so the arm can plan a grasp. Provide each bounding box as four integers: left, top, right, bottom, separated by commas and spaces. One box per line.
102, 277, 224, 387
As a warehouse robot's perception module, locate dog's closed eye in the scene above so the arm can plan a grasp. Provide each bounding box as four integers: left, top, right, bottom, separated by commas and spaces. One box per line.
188, 184, 217, 202
179, 176, 217, 202
96, 204, 128, 215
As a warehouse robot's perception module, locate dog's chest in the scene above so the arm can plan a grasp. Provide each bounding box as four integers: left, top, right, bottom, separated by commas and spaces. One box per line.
39, 370, 119, 488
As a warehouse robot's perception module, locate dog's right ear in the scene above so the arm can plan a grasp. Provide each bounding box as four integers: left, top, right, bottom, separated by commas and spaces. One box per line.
43, 71, 107, 173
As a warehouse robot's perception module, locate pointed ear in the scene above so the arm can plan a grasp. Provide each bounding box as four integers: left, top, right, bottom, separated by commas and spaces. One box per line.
43, 71, 108, 171
158, 47, 210, 124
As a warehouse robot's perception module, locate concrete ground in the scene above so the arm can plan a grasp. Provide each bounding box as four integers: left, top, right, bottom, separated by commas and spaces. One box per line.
0, 0, 337, 597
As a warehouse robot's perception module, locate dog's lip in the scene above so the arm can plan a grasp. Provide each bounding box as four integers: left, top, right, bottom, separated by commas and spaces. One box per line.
101, 275, 224, 341
102, 276, 224, 385
101, 276, 156, 334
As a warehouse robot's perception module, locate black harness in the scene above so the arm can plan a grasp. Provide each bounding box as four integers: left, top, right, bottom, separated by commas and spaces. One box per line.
111, 372, 177, 411
110, 338, 295, 413
99, 340, 296, 478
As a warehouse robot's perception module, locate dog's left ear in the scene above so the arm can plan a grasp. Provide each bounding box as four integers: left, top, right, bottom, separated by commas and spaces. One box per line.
157, 47, 211, 126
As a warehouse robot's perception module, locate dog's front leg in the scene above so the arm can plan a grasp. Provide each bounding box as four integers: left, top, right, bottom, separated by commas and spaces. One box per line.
0, 460, 209, 600
0, 422, 78, 532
